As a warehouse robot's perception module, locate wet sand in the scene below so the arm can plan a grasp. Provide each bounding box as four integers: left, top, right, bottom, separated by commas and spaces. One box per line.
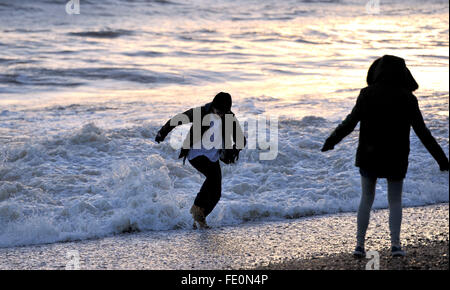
0, 203, 448, 270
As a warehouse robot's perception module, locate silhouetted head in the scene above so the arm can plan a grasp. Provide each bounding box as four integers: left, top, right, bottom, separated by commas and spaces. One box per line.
367, 55, 418, 92
212, 92, 232, 115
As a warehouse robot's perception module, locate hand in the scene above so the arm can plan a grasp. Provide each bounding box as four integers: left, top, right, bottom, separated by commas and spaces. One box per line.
220, 147, 240, 164
321, 142, 334, 152
439, 160, 449, 171
155, 131, 164, 143
232, 148, 240, 163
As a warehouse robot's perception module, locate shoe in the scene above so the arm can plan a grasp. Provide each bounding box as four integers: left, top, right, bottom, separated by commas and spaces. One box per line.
391, 245, 406, 257
353, 246, 366, 258
190, 205, 210, 229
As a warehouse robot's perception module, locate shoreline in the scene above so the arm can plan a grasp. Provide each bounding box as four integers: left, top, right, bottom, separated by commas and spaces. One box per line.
0, 203, 448, 270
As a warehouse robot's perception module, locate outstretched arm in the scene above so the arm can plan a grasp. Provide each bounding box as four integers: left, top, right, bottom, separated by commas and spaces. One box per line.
155, 107, 194, 143
410, 96, 449, 171
321, 91, 362, 151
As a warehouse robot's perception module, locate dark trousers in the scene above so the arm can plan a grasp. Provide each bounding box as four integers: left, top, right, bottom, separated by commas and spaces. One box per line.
188, 156, 222, 217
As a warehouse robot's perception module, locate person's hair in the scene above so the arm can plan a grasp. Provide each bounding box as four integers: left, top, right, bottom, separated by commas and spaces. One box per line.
212, 92, 232, 113
366, 55, 418, 92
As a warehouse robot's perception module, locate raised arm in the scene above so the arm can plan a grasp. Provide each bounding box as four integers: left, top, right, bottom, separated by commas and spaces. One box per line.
155, 107, 194, 143
410, 95, 449, 171
321, 91, 363, 151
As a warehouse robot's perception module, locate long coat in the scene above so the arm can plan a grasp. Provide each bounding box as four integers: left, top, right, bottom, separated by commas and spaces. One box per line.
323, 55, 448, 179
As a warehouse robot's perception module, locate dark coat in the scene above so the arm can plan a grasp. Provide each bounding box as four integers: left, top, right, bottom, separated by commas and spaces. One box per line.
158, 102, 246, 163
324, 55, 448, 179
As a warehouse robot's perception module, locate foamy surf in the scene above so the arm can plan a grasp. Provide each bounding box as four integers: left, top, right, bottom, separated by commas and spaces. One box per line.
0, 110, 447, 247
0, 0, 448, 248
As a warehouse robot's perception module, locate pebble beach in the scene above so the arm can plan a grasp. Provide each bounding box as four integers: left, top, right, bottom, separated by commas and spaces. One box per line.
0, 203, 447, 270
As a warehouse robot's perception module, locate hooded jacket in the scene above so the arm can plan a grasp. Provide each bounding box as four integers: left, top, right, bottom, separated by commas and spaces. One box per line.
158, 102, 246, 164
324, 55, 448, 179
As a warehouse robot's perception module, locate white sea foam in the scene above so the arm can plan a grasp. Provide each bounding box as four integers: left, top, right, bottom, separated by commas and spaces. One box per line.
0, 0, 448, 248
0, 107, 447, 247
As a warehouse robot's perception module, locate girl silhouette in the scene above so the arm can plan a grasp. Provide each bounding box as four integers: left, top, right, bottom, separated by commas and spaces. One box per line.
322, 55, 449, 257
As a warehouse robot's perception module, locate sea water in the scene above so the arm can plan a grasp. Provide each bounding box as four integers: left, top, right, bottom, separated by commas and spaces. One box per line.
0, 0, 448, 247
